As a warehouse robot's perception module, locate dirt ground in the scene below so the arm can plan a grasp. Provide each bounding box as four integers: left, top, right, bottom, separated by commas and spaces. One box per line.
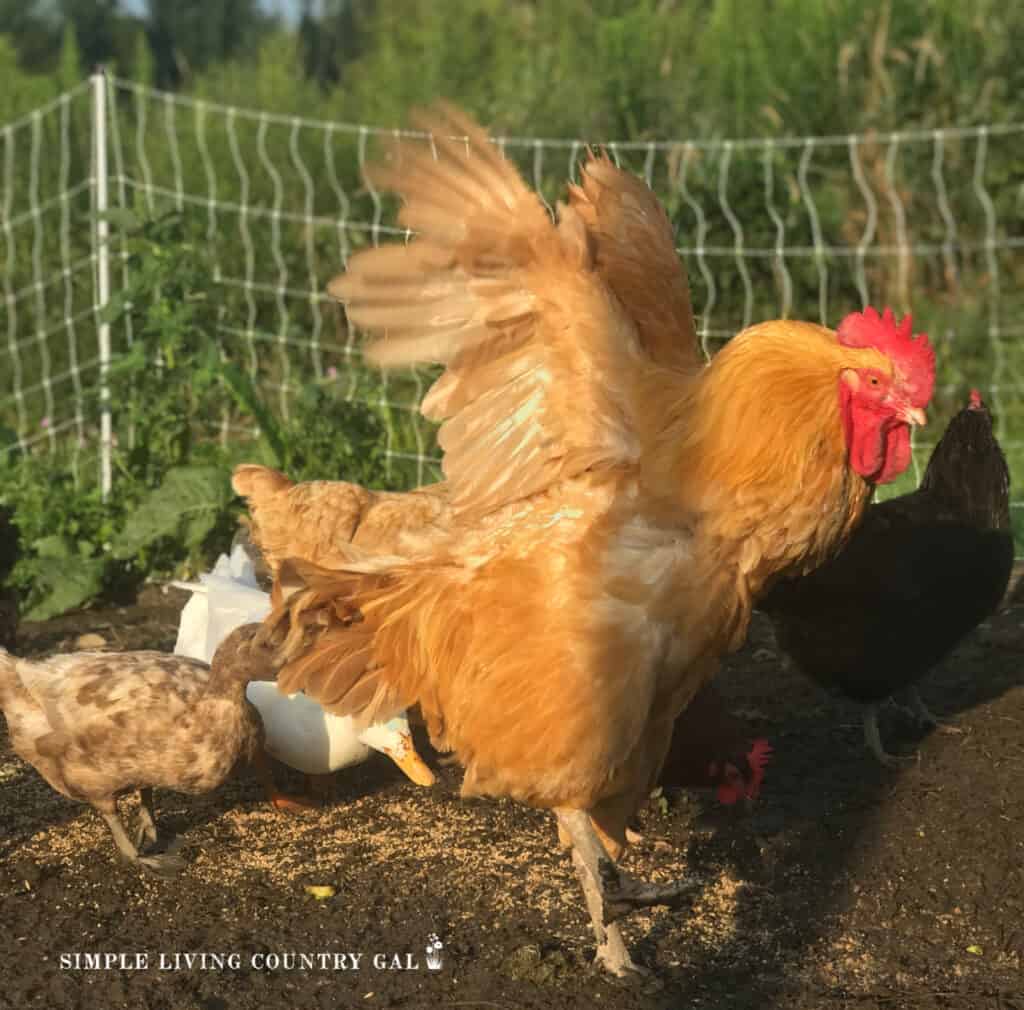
2, 572, 1023, 1010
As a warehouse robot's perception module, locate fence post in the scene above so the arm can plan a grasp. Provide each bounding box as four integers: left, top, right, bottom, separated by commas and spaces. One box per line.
91, 68, 112, 500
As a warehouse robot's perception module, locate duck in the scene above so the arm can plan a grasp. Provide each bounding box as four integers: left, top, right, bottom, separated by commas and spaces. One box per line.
0, 624, 284, 874
172, 545, 436, 799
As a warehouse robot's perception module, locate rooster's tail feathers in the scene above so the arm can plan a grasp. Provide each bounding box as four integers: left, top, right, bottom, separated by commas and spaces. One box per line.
261, 554, 436, 728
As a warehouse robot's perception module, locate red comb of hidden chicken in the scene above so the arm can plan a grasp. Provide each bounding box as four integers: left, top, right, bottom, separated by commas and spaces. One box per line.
715, 738, 774, 806
658, 683, 773, 805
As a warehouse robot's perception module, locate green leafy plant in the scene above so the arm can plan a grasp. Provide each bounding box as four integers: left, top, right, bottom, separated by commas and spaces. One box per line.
2, 209, 395, 620
111, 465, 235, 563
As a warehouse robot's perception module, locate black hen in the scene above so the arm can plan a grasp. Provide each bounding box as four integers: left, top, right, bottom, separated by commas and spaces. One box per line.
0, 506, 18, 650
760, 390, 1013, 766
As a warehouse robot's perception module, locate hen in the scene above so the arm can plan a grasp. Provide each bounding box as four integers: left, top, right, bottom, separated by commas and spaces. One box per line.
231, 465, 451, 572
761, 390, 1013, 765
0, 506, 18, 650
0, 624, 280, 874
658, 683, 772, 804
259, 104, 934, 975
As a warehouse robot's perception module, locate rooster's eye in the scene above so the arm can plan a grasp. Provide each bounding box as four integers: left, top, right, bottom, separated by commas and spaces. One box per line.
868, 376, 880, 387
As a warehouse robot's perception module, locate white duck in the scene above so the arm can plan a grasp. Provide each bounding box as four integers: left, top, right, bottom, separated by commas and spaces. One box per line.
173, 546, 435, 801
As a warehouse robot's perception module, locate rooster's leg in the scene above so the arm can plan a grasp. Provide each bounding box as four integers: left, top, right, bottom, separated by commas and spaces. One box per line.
134, 787, 158, 850
862, 706, 918, 768
570, 847, 638, 976
556, 808, 695, 976
904, 688, 963, 735
93, 796, 184, 876
556, 810, 639, 975
557, 818, 645, 851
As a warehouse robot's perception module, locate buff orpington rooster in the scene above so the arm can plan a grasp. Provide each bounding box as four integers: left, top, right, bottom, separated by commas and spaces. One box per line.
258, 105, 935, 977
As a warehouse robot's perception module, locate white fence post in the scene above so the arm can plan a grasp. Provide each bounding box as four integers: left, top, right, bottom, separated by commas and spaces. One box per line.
91, 68, 112, 500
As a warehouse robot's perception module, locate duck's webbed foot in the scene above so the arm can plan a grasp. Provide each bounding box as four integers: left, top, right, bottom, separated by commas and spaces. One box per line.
253, 750, 320, 814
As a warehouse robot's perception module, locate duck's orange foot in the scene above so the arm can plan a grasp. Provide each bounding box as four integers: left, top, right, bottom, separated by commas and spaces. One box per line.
267, 791, 321, 815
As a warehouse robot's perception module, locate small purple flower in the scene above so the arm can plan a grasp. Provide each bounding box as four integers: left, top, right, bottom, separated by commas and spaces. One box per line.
39, 416, 51, 429
326, 365, 339, 380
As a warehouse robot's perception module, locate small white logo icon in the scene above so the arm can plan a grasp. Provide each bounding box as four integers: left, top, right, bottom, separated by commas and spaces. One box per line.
425, 934, 443, 971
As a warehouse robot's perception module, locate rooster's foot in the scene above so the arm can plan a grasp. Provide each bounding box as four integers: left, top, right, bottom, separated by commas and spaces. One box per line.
876, 749, 921, 769
595, 938, 651, 980
557, 806, 694, 980
598, 859, 696, 924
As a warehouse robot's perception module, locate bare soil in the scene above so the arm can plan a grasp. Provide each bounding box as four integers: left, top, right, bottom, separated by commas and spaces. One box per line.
2, 575, 1023, 1010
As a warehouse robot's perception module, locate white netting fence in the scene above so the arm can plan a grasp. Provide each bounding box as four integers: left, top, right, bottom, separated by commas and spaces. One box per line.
2, 73, 1023, 531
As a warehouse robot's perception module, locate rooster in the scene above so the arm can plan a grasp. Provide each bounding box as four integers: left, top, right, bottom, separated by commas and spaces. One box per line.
258, 105, 935, 976
761, 390, 1013, 765
231, 472, 773, 806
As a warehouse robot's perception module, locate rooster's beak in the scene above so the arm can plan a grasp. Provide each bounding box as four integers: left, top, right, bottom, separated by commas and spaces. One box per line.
900, 405, 927, 427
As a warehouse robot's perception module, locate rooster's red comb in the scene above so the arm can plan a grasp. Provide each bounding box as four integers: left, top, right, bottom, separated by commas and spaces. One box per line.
837, 306, 935, 409
969, 388, 984, 410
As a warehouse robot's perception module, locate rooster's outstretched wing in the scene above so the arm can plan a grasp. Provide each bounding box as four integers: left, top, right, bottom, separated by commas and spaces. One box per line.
568, 152, 700, 372
330, 104, 695, 516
